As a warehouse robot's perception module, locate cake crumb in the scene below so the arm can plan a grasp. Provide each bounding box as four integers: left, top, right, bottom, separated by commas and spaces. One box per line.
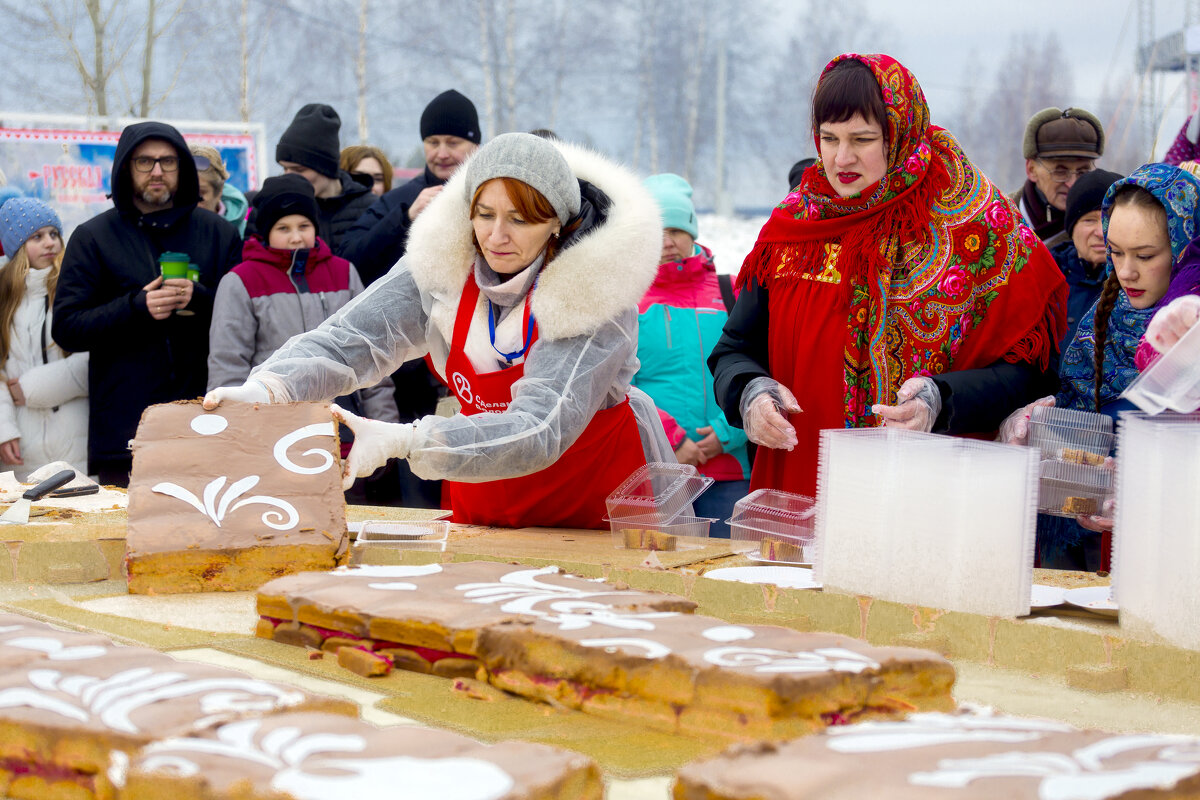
451, 678, 505, 702
307, 649, 324, 660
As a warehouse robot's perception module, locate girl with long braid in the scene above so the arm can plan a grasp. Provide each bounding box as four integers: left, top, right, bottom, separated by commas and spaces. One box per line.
1057, 165, 1200, 415
1003, 163, 1200, 568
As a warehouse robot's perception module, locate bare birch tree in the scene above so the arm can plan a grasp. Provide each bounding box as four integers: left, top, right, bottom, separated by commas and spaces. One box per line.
356, 0, 370, 141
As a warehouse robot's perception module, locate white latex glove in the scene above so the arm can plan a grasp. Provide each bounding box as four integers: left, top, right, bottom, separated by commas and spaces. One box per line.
739, 377, 802, 450
1145, 295, 1200, 354
331, 403, 415, 490
201, 380, 271, 410
872, 377, 942, 432
997, 395, 1056, 446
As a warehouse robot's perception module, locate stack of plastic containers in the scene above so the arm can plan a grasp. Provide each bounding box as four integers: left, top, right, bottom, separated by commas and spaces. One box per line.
1122, 320, 1200, 414
816, 428, 1038, 617
1113, 411, 1200, 649
727, 488, 816, 565
605, 463, 714, 548
1027, 406, 1115, 518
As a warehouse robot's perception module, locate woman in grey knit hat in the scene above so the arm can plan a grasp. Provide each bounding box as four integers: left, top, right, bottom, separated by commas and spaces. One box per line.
206, 133, 672, 529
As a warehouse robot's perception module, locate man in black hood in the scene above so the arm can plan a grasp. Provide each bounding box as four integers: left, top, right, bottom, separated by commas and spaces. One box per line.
53, 121, 241, 485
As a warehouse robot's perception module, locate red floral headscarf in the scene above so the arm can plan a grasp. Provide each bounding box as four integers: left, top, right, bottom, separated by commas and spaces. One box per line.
739, 53, 1066, 428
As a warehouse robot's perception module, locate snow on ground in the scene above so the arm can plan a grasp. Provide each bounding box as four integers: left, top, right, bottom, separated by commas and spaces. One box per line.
697, 213, 767, 275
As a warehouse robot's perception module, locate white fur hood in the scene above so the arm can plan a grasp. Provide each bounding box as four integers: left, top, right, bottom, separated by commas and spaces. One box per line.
404, 140, 662, 340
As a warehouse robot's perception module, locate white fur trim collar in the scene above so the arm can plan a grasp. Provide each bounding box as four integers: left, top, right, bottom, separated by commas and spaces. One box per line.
405, 140, 662, 340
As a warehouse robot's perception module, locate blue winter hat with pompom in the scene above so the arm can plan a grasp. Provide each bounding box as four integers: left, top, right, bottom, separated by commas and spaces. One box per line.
0, 197, 62, 258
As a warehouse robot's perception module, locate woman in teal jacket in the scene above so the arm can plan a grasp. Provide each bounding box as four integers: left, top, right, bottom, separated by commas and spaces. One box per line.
635, 174, 750, 536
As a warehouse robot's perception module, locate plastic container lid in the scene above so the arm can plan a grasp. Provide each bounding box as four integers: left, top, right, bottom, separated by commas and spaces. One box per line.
1028, 406, 1114, 460
1122, 319, 1200, 415
605, 462, 713, 524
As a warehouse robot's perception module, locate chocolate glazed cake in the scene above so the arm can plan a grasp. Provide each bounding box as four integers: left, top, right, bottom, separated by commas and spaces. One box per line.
257, 563, 955, 741
118, 711, 603, 800
0, 613, 354, 800
257, 562, 698, 678
126, 401, 348, 594
673, 710, 1200, 799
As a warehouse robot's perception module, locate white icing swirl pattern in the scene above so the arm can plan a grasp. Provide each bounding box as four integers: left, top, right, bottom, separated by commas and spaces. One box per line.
702, 645, 880, 674
273, 422, 337, 475
909, 736, 1200, 799
153, 475, 299, 531
0, 666, 306, 734
135, 719, 517, 799
455, 566, 681, 631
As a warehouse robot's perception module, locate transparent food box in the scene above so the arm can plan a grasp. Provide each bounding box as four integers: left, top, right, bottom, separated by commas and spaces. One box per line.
1037, 460, 1114, 518
605, 463, 714, 549
727, 488, 816, 565
1028, 406, 1114, 461
1122, 320, 1200, 415
352, 520, 449, 552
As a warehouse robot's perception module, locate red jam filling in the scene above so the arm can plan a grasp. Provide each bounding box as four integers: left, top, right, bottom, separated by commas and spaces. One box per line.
259, 617, 475, 665
0, 757, 97, 791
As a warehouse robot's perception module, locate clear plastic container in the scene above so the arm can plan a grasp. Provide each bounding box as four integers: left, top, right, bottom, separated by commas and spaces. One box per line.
353, 520, 449, 552
609, 515, 714, 549
1037, 460, 1114, 518
604, 463, 713, 524
606, 463, 714, 549
727, 488, 816, 565
1027, 406, 1114, 461
1122, 320, 1200, 414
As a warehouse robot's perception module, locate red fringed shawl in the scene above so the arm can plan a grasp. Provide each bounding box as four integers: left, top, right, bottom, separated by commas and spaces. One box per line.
737, 53, 1067, 496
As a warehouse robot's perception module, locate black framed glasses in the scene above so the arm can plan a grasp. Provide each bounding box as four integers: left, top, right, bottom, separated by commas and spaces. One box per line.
1036, 160, 1094, 183
131, 155, 180, 173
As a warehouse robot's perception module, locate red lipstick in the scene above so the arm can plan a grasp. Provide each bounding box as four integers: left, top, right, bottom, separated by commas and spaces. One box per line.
837, 172, 860, 185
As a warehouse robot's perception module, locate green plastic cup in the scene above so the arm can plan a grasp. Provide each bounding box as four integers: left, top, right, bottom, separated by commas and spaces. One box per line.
186, 263, 200, 282
159, 251, 188, 280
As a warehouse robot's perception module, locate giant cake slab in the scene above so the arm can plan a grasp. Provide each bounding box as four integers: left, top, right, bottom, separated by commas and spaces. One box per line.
673, 710, 1200, 799
118, 711, 603, 800
126, 401, 347, 594
257, 563, 954, 740
257, 562, 698, 677
0, 612, 354, 800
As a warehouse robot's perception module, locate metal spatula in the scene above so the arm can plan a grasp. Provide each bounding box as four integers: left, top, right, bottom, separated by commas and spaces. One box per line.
0, 469, 76, 524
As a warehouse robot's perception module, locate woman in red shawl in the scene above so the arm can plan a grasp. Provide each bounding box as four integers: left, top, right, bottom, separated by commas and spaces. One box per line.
709, 53, 1068, 497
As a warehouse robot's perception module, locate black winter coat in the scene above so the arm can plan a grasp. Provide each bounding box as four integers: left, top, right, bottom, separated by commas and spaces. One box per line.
52, 121, 241, 473
707, 278, 1060, 436
340, 167, 445, 286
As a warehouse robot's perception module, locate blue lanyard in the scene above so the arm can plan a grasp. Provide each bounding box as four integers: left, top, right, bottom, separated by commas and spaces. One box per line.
488, 299, 536, 364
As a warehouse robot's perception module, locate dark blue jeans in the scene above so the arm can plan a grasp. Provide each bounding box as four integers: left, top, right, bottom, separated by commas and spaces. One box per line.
693, 479, 751, 539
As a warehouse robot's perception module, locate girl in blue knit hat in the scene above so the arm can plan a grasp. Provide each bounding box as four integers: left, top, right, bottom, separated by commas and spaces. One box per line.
0, 197, 88, 478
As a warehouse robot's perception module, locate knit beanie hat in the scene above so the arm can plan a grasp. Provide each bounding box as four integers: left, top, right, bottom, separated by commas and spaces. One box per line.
1023, 107, 1105, 160
253, 174, 319, 238
465, 133, 579, 225
1064, 168, 1124, 236
420, 90, 481, 144
0, 197, 62, 259
276, 104, 341, 178
644, 173, 698, 239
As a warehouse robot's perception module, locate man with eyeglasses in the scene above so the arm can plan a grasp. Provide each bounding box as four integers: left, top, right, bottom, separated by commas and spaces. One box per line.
52, 121, 241, 485
1014, 107, 1105, 246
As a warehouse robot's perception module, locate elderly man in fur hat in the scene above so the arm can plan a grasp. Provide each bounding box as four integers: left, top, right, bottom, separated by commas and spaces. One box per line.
1014, 107, 1105, 246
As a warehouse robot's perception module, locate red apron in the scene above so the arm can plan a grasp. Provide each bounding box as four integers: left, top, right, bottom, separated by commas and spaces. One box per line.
439, 275, 646, 529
